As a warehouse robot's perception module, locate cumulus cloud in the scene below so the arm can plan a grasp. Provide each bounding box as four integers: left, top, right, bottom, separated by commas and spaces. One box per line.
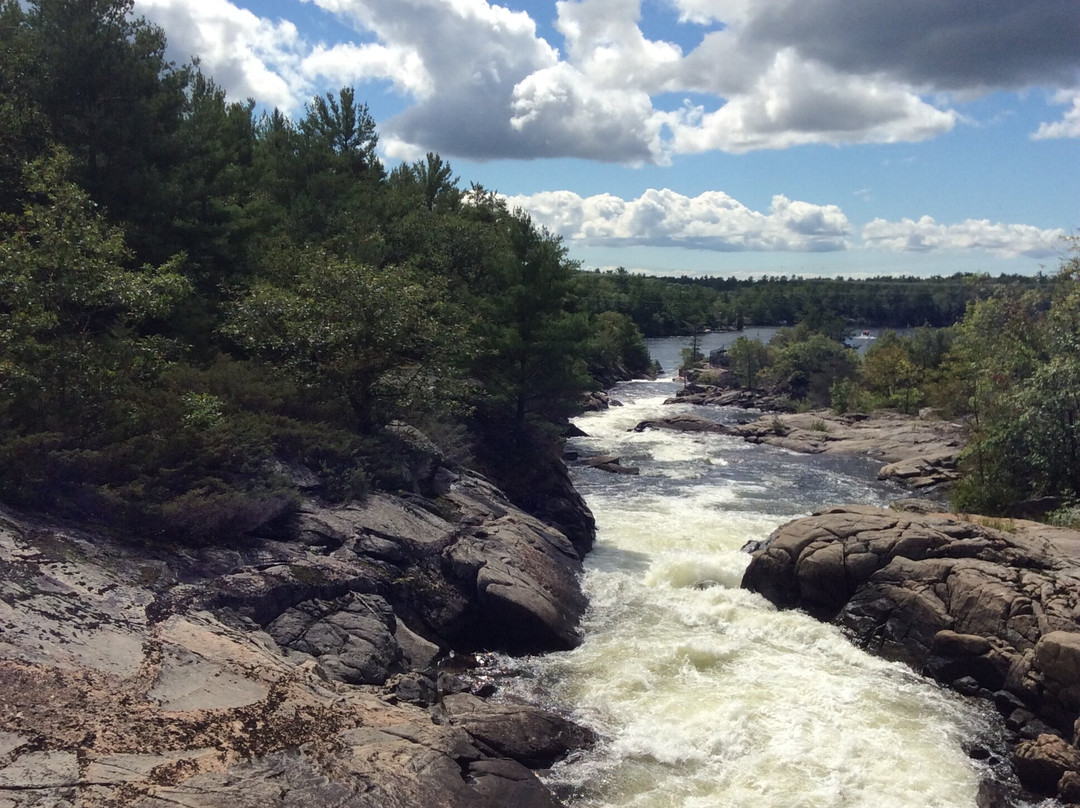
505, 188, 853, 252
134, 0, 1080, 161
135, 0, 309, 111
301, 42, 432, 99
862, 217, 1066, 258
738, 0, 1080, 93
506, 188, 1066, 260
669, 49, 956, 154
304, 0, 561, 161
1033, 90, 1080, 140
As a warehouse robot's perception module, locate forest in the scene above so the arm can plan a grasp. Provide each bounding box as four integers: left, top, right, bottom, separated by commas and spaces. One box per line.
1, 0, 1077, 542
572, 269, 1055, 336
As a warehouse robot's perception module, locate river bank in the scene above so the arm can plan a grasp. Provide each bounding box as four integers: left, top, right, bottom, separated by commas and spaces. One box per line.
573, 355, 1079, 805
633, 407, 964, 491
0, 461, 595, 807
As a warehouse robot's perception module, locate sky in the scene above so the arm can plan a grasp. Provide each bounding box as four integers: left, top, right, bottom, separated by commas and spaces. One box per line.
133, 0, 1080, 278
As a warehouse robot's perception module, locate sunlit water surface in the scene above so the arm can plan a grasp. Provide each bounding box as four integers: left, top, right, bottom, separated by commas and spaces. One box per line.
496, 345, 1017, 808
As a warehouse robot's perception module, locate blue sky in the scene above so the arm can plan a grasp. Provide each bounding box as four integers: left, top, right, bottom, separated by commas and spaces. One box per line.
134, 0, 1079, 278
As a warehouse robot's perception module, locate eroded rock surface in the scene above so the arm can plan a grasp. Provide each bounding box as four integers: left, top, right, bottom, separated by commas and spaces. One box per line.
665, 384, 793, 411
742, 505, 1080, 800
0, 468, 593, 807
631, 414, 734, 435
637, 407, 962, 491
733, 411, 963, 487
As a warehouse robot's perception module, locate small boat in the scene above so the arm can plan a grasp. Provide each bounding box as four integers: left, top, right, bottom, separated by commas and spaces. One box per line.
856, 329, 875, 340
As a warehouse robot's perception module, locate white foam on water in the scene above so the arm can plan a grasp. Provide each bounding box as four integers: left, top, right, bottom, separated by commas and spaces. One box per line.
520, 381, 998, 808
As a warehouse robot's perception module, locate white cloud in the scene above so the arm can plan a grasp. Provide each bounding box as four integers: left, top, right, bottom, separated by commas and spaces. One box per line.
862, 217, 1066, 258
374, 0, 972, 160
135, 0, 309, 111
301, 42, 432, 99
509, 63, 666, 163
134, 0, 1080, 162
311, 0, 561, 161
669, 49, 956, 154
509, 188, 1066, 260
554, 0, 683, 92
505, 188, 852, 252
1033, 90, 1080, 140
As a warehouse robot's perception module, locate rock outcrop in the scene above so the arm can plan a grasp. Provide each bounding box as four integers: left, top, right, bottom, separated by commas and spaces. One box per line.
665, 383, 794, 411
732, 411, 963, 488
638, 406, 963, 492
742, 505, 1080, 801
631, 414, 734, 435
0, 468, 593, 807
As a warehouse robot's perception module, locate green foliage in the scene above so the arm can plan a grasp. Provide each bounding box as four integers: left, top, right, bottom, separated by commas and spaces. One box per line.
829, 378, 857, 414
1047, 504, 1080, 530
468, 207, 593, 431
767, 332, 857, 408
0, 0, 627, 543
860, 331, 924, 413
728, 337, 769, 389
19, 0, 190, 255
222, 243, 472, 430
948, 241, 1080, 514
21, 0, 1076, 545
570, 267, 1043, 336
586, 311, 653, 384
0, 151, 190, 435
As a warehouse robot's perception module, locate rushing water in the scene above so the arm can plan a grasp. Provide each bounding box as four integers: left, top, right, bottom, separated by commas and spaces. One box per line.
499, 336, 1011, 808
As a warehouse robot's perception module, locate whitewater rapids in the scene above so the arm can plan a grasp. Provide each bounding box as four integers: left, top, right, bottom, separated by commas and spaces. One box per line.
501, 371, 1003, 808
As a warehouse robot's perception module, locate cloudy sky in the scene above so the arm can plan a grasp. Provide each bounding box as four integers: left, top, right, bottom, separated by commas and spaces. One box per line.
135, 0, 1079, 277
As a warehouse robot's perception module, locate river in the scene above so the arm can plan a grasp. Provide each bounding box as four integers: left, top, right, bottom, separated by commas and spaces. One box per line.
496, 334, 1019, 808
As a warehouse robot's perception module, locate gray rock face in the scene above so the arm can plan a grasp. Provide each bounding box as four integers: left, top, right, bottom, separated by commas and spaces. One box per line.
734, 411, 963, 489
665, 385, 793, 411
0, 464, 592, 807
742, 505, 1080, 801
577, 455, 640, 474
441, 693, 598, 769
632, 414, 734, 434
1012, 734, 1080, 795
266, 592, 403, 685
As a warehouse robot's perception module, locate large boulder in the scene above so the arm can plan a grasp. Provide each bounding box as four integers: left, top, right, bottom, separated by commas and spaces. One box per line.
441, 693, 597, 768
1012, 734, 1080, 795
742, 505, 1080, 801
665, 385, 793, 411
265, 592, 403, 685
632, 414, 734, 434
730, 410, 964, 491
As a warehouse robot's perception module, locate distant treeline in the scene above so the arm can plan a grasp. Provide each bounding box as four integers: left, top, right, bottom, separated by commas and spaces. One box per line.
572, 268, 1056, 336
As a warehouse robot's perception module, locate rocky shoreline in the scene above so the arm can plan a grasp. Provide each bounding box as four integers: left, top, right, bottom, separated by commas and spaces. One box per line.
635, 406, 963, 491
742, 505, 1080, 805
0, 464, 595, 807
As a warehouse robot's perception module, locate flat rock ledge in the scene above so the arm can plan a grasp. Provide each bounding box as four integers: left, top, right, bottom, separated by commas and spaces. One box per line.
665, 383, 794, 412
0, 468, 594, 807
632, 409, 963, 490
742, 505, 1080, 802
